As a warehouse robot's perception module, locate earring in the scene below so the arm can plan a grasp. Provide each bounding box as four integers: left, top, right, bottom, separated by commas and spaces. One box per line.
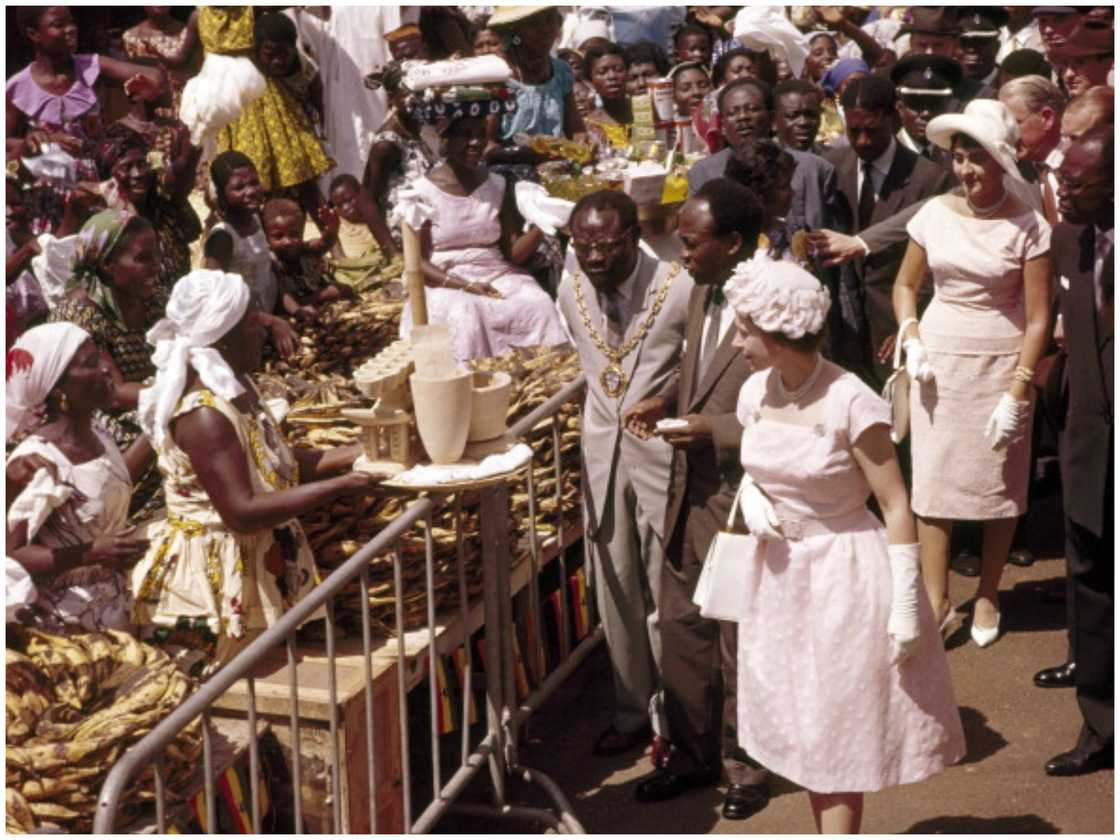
56, 392, 69, 413
511, 35, 523, 46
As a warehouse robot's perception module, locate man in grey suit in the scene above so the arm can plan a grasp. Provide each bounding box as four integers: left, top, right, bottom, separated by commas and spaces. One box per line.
624, 179, 769, 820
555, 190, 694, 757
687, 78, 844, 235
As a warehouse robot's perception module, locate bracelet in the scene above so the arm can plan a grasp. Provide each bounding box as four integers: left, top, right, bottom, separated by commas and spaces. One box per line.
1012, 366, 1034, 384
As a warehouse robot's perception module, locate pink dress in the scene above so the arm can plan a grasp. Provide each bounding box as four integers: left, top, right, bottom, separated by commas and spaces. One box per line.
400, 172, 569, 362
736, 363, 965, 793
906, 198, 1050, 519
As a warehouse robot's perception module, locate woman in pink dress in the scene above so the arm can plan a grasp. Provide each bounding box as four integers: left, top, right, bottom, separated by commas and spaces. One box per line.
402, 114, 569, 362
893, 100, 1052, 648
726, 257, 965, 833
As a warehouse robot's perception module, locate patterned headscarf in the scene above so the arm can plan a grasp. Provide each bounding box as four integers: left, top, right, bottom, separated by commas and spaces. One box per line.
67, 209, 136, 328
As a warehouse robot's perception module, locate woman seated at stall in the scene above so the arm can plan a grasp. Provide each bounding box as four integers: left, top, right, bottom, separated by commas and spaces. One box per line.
401, 113, 570, 362
5, 6, 162, 234
6, 323, 153, 634
46, 210, 166, 521
131, 270, 381, 675
95, 125, 200, 298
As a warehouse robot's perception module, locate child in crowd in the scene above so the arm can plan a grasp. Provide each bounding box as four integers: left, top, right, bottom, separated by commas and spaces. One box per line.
557, 48, 586, 81
673, 23, 713, 67
472, 21, 506, 59
262, 197, 353, 323
385, 23, 428, 63
327, 174, 394, 290
202, 151, 300, 357
203, 8, 332, 215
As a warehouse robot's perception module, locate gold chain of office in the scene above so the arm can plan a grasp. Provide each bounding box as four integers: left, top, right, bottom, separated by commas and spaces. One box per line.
571, 262, 682, 398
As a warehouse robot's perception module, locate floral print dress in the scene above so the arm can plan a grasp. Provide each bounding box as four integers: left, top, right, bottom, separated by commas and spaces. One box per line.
130, 388, 322, 676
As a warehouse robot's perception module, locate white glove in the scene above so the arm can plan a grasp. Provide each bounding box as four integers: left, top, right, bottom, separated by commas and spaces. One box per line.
984, 392, 1030, 451
738, 475, 783, 541
903, 338, 934, 383
887, 543, 922, 664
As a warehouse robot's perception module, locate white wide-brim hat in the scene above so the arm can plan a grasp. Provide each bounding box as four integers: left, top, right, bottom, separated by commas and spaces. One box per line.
926, 99, 1027, 184
488, 5, 556, 28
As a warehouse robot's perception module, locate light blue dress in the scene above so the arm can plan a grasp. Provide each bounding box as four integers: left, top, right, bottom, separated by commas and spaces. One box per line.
500, 57, 574, 140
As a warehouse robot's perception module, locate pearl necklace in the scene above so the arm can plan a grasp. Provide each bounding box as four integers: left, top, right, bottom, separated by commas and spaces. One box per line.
774, 353, 825, 402
967, 189, 1008, 218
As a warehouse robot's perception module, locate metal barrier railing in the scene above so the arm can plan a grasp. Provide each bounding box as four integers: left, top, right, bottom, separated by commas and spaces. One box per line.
94, 375, 594, 834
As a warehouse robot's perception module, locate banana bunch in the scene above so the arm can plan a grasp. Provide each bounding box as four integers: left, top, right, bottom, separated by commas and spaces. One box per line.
267, 285, 406, 378
5, 630, 201, 833
5, 650, 55, 746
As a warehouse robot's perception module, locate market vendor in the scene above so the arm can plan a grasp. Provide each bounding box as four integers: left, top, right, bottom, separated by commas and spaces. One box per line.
400, 108, 569, 363
6, 322, 152, 634
483, 5, 589, 168
130, 269, 382, 675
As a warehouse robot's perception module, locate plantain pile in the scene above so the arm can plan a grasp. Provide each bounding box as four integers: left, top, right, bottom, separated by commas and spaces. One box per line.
271, 346, 585, 635
6, 630, 202, 833
267, 275, 407, 379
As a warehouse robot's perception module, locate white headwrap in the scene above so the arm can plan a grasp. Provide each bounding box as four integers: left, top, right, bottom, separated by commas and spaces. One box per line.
732, 6, 810, 80
6, 322, 91, 441
137, 269, 252, 448
725, 255, 831, 340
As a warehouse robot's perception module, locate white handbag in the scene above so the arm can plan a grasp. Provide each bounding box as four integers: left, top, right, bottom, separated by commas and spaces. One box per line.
881, 322, 911, 444
692, 481, 759, 622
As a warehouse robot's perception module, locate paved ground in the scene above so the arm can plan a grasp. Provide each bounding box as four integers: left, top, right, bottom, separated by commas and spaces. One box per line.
440, 550, 1114, 834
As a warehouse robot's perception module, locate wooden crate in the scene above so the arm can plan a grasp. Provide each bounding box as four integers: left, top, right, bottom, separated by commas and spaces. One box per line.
212, 640, 404, 833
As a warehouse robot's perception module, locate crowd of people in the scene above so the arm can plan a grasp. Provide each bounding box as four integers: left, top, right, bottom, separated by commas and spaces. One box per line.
4, 4, 1113, 834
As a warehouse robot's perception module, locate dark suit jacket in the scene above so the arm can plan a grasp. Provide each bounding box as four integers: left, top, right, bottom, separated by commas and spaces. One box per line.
827, 144, 953, 382
1054, 222, 1114, 538
687, 146, 843, 232
657, 284, 754, 556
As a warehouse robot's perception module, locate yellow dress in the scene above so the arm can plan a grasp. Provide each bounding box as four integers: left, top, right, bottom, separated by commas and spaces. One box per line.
330, 219, 391, 290
200, 6, 333, 190
130, 388, 323, 675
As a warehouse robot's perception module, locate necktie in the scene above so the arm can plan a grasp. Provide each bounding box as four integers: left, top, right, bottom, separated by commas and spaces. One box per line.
603, 293, 624, 348
858, 160, 876, 231
700, 286, 723, 373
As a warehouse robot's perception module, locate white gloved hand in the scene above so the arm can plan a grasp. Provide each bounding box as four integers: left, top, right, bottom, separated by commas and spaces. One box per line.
984, 392, 1029, 451
738, 475, 783, 541
887, 543, 922, 664
903, 338, 934, 383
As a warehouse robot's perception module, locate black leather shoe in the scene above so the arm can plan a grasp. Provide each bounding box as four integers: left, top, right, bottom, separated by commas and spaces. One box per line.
634, 766, 720, 803
1008, 549, 1035, 567
1044, 745, 1113, 776
721, 783, 770, 821
592, 724, 651, 757
950, 550, 981, 577
1034, 661, 1076, 688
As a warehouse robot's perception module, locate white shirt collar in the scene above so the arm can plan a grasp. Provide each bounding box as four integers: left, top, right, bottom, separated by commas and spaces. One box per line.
896, 127, 923, 155
598, 252, 642, 312
1044, 146, 1064, 172
866, 138, 897, 179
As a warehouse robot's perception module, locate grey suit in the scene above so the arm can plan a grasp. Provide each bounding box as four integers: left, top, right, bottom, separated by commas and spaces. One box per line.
655, 283, 764, 783
557, 246, 694, 734
688, 146, 844, 233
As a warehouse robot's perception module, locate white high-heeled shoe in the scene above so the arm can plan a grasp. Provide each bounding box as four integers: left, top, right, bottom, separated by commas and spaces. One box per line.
971, 612, 1002, 648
